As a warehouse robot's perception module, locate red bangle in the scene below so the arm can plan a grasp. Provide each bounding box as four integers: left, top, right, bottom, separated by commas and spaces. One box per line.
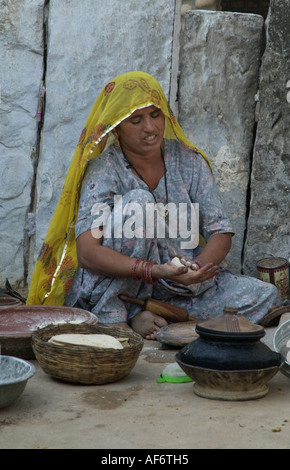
141, 261, 158, 284
142, 261, 151, 284
131, 259, 145, 280
148, 262, 158, 284
132, 259, 158, 284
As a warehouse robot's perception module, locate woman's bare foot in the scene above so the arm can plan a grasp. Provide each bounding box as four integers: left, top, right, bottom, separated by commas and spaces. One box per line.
130, 310, 168, 340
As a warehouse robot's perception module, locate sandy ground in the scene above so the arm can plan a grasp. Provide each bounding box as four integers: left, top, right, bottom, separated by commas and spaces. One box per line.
1, 318, 290, 451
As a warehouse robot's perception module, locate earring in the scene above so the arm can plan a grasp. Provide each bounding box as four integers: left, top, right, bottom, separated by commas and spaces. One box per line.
112, 129, 120, 149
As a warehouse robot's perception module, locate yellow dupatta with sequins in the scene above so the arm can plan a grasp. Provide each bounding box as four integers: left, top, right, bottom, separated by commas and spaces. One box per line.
27, 71, 211, 305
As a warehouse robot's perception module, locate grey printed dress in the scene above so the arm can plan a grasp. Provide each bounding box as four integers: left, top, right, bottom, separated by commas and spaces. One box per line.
65, 139, 281, 323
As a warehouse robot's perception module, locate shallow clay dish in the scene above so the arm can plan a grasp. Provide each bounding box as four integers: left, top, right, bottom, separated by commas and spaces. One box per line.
0, 296, 23, 308
155, 321, 198, 348
0, 305, 98, 359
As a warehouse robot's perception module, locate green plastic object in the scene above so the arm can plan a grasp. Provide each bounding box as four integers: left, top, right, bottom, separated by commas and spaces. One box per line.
156, 363, 192, 383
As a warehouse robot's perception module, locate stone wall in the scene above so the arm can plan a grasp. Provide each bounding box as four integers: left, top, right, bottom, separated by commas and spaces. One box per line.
0, 0, 45, 285
178, 10, 264, 273
243, 0, 290, 275
0, 0, 289, 290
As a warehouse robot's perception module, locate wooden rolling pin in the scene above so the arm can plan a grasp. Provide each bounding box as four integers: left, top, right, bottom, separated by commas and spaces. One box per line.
119, 294, 198, 323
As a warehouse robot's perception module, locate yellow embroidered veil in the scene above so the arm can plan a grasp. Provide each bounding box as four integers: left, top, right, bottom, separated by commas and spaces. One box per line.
27, 71, 211, 305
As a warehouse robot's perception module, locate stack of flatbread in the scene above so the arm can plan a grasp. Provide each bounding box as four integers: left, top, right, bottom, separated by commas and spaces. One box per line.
48, 333, 125, 349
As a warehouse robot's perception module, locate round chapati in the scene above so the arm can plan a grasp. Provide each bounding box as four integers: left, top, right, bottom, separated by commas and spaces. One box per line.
48, 333, 124, 349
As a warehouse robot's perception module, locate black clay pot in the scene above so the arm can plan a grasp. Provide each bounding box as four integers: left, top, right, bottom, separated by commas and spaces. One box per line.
176, 335, 282, 371
176, 307, 282, 371
175, 307, 283, 401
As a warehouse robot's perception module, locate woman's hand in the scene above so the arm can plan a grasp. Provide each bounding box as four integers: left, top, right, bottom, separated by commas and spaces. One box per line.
152, 260, 218, 285
153, 232, 232, 286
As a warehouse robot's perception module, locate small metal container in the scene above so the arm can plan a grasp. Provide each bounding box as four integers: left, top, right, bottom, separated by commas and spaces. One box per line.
257, 257, 289, 301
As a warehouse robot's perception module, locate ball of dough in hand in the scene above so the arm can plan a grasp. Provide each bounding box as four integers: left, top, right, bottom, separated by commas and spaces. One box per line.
171, 256, 196, 272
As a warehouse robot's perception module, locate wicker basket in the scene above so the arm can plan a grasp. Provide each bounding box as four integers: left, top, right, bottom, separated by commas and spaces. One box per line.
32, 323, 143, 385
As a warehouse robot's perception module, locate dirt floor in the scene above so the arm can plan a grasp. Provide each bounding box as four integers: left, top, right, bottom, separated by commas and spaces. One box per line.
1, 314, 290, 451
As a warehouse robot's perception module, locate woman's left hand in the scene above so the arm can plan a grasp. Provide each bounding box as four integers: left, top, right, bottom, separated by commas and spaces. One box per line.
152, 260, 219, 286
153, 232, 232, 285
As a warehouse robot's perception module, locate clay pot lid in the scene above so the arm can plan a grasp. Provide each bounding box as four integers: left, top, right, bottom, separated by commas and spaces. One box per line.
196, 306, 265, 341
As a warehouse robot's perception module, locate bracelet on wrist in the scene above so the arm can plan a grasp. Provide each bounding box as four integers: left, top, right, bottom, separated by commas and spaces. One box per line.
142, 261, 158, 284
131, 258, 145, 280
131, 259, 158, 284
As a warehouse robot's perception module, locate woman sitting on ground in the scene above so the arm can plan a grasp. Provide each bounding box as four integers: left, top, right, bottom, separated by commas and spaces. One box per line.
27, 71, 282, 339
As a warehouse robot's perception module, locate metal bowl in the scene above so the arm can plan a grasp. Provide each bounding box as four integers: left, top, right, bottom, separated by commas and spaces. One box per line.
0, 356, 35, 408
273, 320, 290, 378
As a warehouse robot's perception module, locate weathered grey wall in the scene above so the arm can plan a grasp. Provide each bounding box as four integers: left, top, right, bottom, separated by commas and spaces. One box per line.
0, 0, 289, 290
178, 10, 264, 273
0, 0, 45, 284
243, 0, 290, 276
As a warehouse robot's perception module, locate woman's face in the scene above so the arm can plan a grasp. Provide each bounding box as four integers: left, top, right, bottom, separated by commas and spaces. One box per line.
116, 105, 165, 157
